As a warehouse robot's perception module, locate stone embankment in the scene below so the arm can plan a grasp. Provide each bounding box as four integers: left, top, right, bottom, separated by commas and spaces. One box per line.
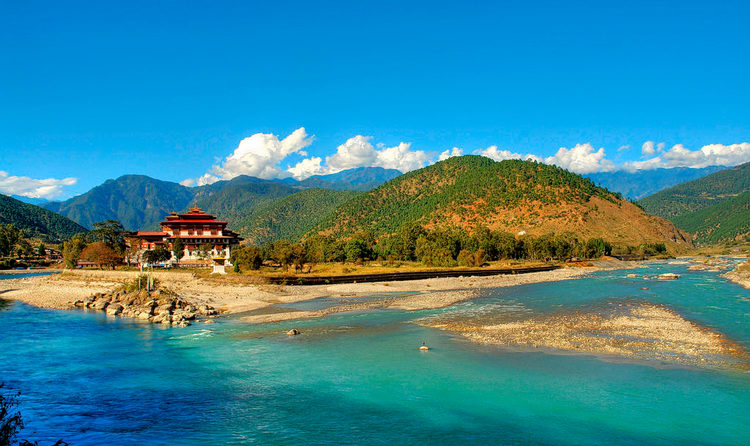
74, 288, 218, 327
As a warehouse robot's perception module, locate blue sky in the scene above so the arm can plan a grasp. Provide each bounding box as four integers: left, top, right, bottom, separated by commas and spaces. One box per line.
1, 0, 749, 198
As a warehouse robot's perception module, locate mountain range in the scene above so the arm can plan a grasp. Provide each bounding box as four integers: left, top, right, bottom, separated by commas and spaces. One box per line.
0, 194, 87, 241
8, 159, 746, 248
43, 167, 399, 231
584, 166, 724, 200
638, 162, 750, 243
312, 156, 690, 251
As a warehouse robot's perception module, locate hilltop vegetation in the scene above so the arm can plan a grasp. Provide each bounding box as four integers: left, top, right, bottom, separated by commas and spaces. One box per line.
638, 163, 750, 243
43, 175, 195, 230
0, 194, 86, 241
638, 162, 750, 218
312, 156, 689, 251
671, 191, 750, 243
44, 168, 399, 232
236, 188, 361, 246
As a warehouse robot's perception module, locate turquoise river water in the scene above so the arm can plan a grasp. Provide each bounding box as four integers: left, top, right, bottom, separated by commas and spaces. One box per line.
1, 261, 749, 445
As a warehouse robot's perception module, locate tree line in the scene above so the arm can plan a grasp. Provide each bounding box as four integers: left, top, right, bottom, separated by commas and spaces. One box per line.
230, 222, 668, 272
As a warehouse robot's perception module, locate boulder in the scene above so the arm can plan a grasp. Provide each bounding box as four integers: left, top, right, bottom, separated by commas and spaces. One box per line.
658, 273, 680, 280
93, 300, 109, 311
287, 329, 301, 336
106, 304, 124, 316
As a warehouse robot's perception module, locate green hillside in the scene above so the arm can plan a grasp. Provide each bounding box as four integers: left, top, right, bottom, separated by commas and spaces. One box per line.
671, 191, 750, 243
0, 194, 87, 241
237, 188, 361, 245
190, 176, 299, 229
638, 162, 750, 218
310, 156, 689, 250
44, 175, 195, 230
43, 168, 397, 232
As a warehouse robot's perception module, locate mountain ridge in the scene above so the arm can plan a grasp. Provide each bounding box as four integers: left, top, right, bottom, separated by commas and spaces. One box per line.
1, 194, 87, 241
311, 156, 690, 251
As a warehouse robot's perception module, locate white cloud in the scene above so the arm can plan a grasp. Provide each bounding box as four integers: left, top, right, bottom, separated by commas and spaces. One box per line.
287, 156, 326, 180
617, 145, 630, 152
0, 171, 77, 200
642, 141, 656, 157
323, 136, 429, 174
544, 143, 615, 174
183, 127, 314, 185
374, 142, 430, 172
625, 143, 750, 170
438, 147, 463, 161
184, 130, 431, 184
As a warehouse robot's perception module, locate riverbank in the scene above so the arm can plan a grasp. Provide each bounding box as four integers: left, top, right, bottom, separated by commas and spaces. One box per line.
723, 259, 750, 289
0, 266, 593, 323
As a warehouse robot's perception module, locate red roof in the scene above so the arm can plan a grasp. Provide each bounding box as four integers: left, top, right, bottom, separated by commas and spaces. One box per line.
166, 235, 235, 239
160, 220, 227, 224
136, 231, 168, 236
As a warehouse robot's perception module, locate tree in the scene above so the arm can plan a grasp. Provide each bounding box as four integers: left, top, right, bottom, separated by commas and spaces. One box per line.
198, 243, 214, 261
344, 239, 369, 263
37, 243, 46, 258
0, 224, 21, 257
172, 237, 185, 264
16, 239, 32, 258
230, 245, 263, 271
124, 237, 142, 266
80, 241, 122, 269
0, 382, 23, 445
62, 233, 89, 268
143, 248, 172, 265
90, 220, 126, 254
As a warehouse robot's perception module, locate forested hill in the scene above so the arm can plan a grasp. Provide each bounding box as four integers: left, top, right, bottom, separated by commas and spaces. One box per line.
43, 175, 195, 230
671, 191, 750, 244
236, 188, 361, 246
311, 155, 690, 250
638, 162, 750, 218
43, 167, 401, 231
633, 163, 750, 244
0, 194, 87, 241
585, 166, 723, 200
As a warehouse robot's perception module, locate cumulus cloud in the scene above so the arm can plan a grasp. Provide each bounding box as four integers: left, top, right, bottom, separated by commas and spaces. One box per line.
183, 129, 432, 184
0, 171, 77, 199
642, 141, 656, 157
625, 143, 750, 171
438, 147, 463, 161
544, 144, 615, 174
182, 128, 314, 186
474, 145, 532, 162
323, 136, 429, 174
287, 156, 327, 180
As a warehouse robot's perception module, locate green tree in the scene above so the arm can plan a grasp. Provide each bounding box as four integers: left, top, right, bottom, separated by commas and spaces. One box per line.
37, 242, 46, 258
172, 237, 185, 264
16, 239, 32, 258
198, 243, 214, 260
0, 224, 21, 257
90, 220, 126, 254
230, 245, 263, 271
62, 233, 89, 268
143, 248, 172, 265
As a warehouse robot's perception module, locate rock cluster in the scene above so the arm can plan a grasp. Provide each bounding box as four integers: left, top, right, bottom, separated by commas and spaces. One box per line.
73, 288, 217, 327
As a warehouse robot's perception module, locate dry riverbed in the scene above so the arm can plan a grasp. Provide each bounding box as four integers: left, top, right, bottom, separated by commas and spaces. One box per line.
0, 267, 591, 323
420, 301, 750, 370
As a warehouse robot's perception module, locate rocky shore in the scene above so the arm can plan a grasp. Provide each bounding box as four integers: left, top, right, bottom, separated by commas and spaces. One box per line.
74, 288, 218, 327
